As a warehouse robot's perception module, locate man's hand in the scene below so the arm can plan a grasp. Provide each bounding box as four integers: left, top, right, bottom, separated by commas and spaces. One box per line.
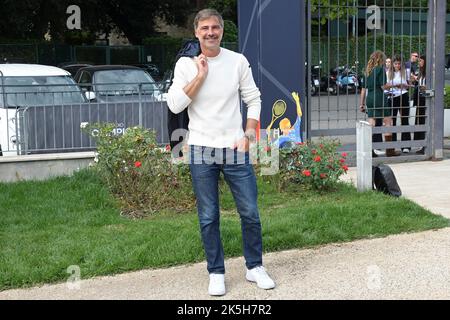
232, 136, 250, 152
196, 54, 209, 78
183, 54, 208, 99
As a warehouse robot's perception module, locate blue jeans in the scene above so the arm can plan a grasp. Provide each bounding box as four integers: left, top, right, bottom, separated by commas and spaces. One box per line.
189, 146, 263, 274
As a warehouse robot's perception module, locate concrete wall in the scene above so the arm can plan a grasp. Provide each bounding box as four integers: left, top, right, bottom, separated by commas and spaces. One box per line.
0, 152, 95, 183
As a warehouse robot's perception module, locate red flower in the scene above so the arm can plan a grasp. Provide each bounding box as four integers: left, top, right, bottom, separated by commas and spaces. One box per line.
341, 152, 348, 157
264, 146, 271, 152
296, 142, 304, 145
134, 161, 142, 168
319, 144, 324, 149
339, 158, 346, 163
342, 165, 349, 172
302, 170, 311, 177
165, 145, 171, 151
312, 149, 317, 155
320, 173, 327, 179
314, 156, 321, 162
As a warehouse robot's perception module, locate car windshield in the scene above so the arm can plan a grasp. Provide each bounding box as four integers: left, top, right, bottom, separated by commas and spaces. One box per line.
2, 76, 85, 106
93, 69, 159, 94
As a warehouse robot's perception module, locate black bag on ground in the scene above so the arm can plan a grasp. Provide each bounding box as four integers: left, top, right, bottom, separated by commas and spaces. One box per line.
372, 164, 402, 197
167, 39, 201, 150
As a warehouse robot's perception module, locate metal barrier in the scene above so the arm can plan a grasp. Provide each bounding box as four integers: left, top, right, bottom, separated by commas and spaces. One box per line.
0, 83, 169, 156
305, 0, 446, 161
0, 42, 239, 76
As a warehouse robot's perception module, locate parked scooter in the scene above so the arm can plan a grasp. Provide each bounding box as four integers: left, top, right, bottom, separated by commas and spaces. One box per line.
336, 65, 359, 94
310, 65, 321, 96
320, 65, 360, 95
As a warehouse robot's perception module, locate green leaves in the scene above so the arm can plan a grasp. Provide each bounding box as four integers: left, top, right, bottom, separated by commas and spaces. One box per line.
278, 139, 348, 191
82, 123, 195, 218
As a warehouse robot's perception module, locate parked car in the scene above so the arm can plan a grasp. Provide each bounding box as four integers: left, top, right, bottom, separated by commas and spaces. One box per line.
59, 63, 93, 77
73, 65, 165, 102
130, 63, 161, 80
0, 64, 87, 155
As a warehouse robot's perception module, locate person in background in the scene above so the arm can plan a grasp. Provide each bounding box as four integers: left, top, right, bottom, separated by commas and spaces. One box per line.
413, 55, 427, 154
385, 57, 392, 73
359, 51, 398, 157
386, 54, 412, 153
405, 52, 419, 80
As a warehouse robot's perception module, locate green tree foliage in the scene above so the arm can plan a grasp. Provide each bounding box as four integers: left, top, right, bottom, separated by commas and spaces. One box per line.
0, 0, 193, 44
206, 0, 237, 24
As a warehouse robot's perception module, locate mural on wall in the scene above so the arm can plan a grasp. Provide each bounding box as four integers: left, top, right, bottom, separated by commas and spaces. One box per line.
239, 0, 305, 145
266, 91, 303, 148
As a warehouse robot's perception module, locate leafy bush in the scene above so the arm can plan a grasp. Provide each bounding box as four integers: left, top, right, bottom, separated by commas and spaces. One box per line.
255, 138, 348, 191
84, 123, 195, 218
445, 86, 450, 109
223, 20, 238, 42
279, 139, 348, 190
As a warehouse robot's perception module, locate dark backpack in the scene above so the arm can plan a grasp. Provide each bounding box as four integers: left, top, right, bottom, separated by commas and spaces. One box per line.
372, 164, 402, 197
167, 39, 201, 150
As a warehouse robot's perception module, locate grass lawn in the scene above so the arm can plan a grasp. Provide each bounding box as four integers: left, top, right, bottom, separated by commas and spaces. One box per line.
0, 169, 449, 290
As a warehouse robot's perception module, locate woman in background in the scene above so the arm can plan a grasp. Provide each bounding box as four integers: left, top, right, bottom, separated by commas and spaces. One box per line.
359, 51, 398, 157
386, 55, 412, 153
413, 55, 427, 154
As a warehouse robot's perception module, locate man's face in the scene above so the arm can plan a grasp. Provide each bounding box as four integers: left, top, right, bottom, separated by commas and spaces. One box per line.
195, 17, 223, 51
411, 53, 419, 62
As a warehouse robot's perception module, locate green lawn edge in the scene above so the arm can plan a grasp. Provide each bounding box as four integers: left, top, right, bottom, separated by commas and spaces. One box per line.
1, 169, 448, 290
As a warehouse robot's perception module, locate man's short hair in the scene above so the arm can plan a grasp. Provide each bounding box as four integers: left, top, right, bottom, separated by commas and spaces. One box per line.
193, 8, 224, 30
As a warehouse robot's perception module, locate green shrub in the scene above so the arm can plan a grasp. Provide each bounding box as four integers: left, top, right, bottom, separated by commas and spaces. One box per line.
445, 86, 450, 109
84, 123, 195, 218
223, 20, 238, 42
279, 139, 348, 191
256, 138, 348, 191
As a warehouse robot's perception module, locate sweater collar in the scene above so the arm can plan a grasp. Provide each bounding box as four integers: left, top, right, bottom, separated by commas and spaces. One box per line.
205, 48, 223, 61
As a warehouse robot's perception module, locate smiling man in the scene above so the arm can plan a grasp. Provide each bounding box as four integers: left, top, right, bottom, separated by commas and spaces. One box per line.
167, 8, 275, 296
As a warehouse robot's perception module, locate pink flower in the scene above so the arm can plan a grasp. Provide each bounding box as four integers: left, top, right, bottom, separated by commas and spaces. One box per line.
342, 165, 349, 172
341, 152, 348, 157
165, 145, 171, 152
339, 158, 346, 163
264, 146, 271, 152
312, 149, 318, 155
320, 173, 327, 179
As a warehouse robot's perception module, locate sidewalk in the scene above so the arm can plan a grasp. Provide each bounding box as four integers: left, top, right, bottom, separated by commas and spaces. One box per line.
1, 158, 450, 300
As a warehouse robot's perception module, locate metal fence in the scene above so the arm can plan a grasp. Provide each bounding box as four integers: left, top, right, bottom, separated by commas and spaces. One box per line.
0, 83, 169, 156
0, 42, 239, 78
305, 0, 447, 161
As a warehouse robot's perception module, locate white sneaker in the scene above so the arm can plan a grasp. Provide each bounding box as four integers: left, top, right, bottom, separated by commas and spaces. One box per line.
373, 149, 386, 156
402, 148, 410, 153
208, 273, 226, 296
246, 266, 276, 290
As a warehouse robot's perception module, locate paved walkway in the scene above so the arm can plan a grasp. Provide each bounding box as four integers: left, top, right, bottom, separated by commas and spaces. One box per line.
1, 158, 450, 300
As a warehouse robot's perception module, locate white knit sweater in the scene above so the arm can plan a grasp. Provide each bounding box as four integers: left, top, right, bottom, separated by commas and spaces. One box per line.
166, 48, 261, 148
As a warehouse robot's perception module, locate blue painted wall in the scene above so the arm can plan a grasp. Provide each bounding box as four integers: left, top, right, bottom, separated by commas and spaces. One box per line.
238, 0, 306, 134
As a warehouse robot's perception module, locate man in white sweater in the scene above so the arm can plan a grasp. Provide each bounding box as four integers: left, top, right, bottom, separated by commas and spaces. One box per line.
167, 9, 275, 296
